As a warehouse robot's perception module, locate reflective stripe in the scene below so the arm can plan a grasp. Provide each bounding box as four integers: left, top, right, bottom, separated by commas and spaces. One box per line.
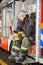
18, 31, 23, 34
13, 37, 21, 41
21, 46, 28, 51
12, 46, 20, 50
29, 37, 33, 41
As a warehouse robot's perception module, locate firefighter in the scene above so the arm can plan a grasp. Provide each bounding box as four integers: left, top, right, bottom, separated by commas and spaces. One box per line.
8, 10, 35, 62
8, 0, 36, 62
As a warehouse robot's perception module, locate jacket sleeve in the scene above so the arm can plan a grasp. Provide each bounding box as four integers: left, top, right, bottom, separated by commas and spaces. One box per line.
13, 19, 25, 38
13, 19, 23, 33
25, 18, 34, 37
25, 25, 33, 37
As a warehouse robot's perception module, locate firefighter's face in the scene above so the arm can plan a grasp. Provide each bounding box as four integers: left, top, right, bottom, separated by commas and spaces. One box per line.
19, 15, 26, 21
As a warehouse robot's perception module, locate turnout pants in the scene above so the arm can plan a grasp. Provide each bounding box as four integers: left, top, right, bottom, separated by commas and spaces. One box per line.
11, 37, 29, 56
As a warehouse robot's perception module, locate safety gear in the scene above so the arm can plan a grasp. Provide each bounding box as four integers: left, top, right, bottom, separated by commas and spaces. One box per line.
11, 39, 21, 54
10, 14, 35, 61
18, 31, 24, 34
20, 37, 29, 55
13, 37, 21, 41
21, 46, 28, 51
8, 52, 18, 60
14, 16, 34, 37
11, 31, 24, 55
14, 54, 26, 62
8, 55, 15, 60
12, 45, 20, 51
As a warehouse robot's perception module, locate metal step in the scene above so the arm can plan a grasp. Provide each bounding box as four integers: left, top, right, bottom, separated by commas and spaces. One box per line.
15, 56, 36, 64
39, 58, 43, 64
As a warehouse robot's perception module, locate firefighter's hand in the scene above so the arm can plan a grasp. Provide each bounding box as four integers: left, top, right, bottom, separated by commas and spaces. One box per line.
12, 33, 18, 38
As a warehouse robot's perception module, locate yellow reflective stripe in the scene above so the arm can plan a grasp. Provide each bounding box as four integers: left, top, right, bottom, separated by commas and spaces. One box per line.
18, 31, 24, 34
13, 37, 21, 41
29, 37, 33, 41
12, 46, 20, 50
21, 46, 28, 51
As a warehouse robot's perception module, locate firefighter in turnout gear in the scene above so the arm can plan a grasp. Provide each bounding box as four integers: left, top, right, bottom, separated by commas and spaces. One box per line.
8, 10, 35, 62
8, 0, 36, 62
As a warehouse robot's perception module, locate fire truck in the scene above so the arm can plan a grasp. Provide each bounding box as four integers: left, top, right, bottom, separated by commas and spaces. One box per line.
0, 0, 43, 64
0, 0, 23, 51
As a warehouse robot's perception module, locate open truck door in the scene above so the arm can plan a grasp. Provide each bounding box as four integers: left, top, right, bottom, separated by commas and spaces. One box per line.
0, 0, 43, 64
